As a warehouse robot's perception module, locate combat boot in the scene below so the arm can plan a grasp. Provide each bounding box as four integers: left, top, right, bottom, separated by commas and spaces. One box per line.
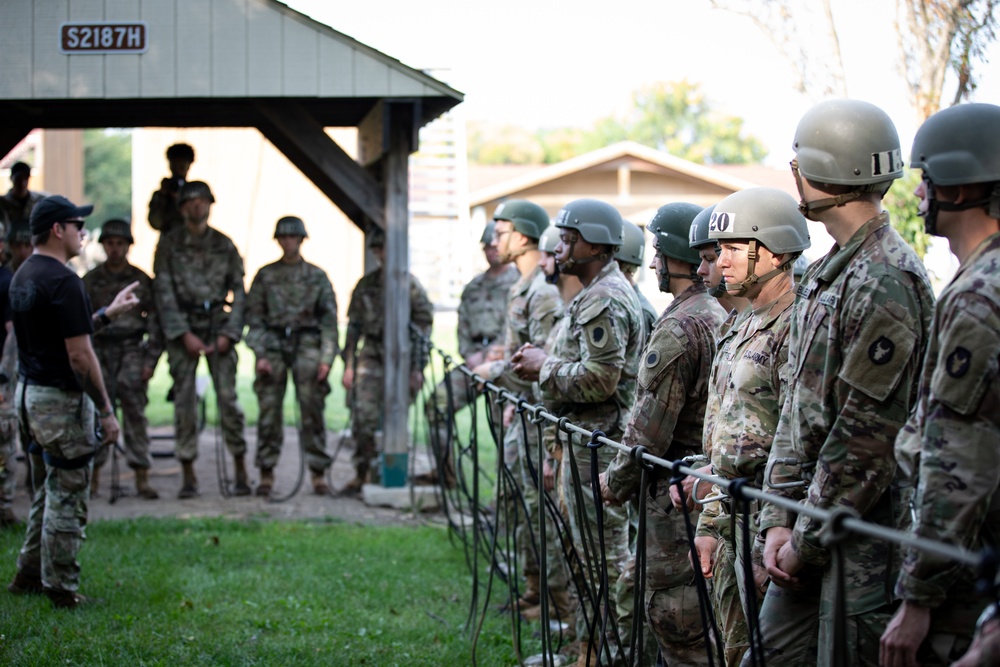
256, 467, 274, 497
134, 468, 159, 500
311, 469, 330, 496
517, 574, 542, 610
232, 456, 251, 496
341, 464, 368, 496
178, 461, 198, 499
7, 570, 43, 595
521, 587, 577, 625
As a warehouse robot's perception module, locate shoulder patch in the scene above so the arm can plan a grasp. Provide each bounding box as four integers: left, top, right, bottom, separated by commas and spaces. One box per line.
839, 303, 917, 401
931, 310, 1000, 416
588, 321, 608, 349
637, 322, 688, 391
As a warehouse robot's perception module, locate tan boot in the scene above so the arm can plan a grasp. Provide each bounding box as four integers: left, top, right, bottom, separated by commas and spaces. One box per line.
517, 574, 541, 610
178, 461, 198, 499
522, 587, 577, 623
341, 464, 368, 496
311, 469, 330, 496
135, 468, 159, 500
232, 456, 251, 496
90, 466, 101, 497
256, 467, 274, 497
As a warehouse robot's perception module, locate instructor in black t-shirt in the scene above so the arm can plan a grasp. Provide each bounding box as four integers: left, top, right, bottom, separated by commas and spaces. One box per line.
6, 195, 119, 609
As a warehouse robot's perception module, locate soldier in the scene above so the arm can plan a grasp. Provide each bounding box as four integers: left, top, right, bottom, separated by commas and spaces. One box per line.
246, 216, 339, 497
0, 220, 15, 527
616, 220, 658, 339
688, 189, 810, 666
599, 202, 726, 666
0, 162, 46, 230
340, 227, 434, 495
6, 219, 34, 271
512, 198, 645, 665
419, 220, 517, 488
148, 143, 195, 235
538, 224, 583, 304
688, 203, 749, 317
153, 181, 249, 499
753, 100, 935, 667
6, 195, 119, 608
84, 219, 163, 500
880, 103, 1000, 666
468, 200, 567, 624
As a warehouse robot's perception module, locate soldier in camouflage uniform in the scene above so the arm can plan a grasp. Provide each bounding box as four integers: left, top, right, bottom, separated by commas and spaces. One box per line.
419, 220, 517, 488
6, 195, 120, 609
247, 216, 339, 497
0, 220, 16, 527
0, 162, 46, 233
341, 227, 434, 494
6, 219, 34, 272
148, 143, 194, 235
616, 220, 657, 339
600, 202, 726, 666
879, 103, 1000, 666
687, 189, 810, 666
513, 198, 645, 665
84, 220, 163, 500
246, 217, 339, 497
753, 100, 935, 667
153, 181, 250, 499
469, 201, 567, 623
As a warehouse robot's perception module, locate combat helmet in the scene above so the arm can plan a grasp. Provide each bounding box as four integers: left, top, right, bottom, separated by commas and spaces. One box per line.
647, 202, 702, 265
99, 219, 134, 243
791, 99, 903, 218
480, 220, 497, 245
910, 102, 1000, 234
688, 204, 717, 249
538, 225, 560, 254
367, 226, 385, 248
274, 216, 308, 238
615, 220, 646, 267
709, 187, 810, 296
492, 199, 549, 241
178, 180, 215, 205
554, 199, 623, 246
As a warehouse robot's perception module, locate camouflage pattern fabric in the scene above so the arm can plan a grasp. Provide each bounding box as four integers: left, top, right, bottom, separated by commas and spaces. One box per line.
14, 384, 98, 594
0, 408, 15, 517
893, 231, 1000, 659
344, 268, 434, 475
604, 283, 726, 664
153, 225, 247, 462
457, 265, 518, 360
246, 259, 338, 472
496, 267, 562, 397
84, 262, 162, 470
0, 189, 45, 228
147, 185, 184, 234
756, 213, 935, 666
540, 260, 645, 655
634, 283, 659, 340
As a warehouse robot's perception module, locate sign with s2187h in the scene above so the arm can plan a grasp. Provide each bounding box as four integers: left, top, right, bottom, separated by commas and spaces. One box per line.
60, 22, 147, 54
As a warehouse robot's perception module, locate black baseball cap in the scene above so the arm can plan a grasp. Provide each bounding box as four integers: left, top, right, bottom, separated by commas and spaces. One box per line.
29, 195, 94, 234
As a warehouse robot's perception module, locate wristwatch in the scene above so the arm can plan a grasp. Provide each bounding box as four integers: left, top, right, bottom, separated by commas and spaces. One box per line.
96, 307, 111, 326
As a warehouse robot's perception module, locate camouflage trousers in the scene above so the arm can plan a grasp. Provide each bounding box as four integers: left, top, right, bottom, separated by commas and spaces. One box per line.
350, 354, 382, 476
166, 333, 246, 462
91, 338, 153, 470
561, 431, 629, 656
14, 384, 98, 594
253, 341, 332, 473
642, 479, 710, 666
0, 387, 17, 514
614, 501, 661, 667
711, 513, 764, 667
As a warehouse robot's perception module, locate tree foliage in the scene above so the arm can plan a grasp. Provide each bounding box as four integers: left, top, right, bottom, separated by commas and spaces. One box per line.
467, 81, 767, 166
83, 129, 132, 229
884, 169, 931, 259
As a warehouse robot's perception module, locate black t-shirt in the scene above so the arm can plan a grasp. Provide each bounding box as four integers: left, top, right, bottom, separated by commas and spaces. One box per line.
10, 254, 94, 390
0, 265, 12, 352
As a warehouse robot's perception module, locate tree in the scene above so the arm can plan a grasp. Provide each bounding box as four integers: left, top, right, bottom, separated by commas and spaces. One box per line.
466, 122, 544, 165
83, 128, 132, 229
884, 170, 930, 259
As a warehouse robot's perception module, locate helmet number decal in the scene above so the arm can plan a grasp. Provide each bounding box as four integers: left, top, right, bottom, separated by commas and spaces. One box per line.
709, 211, 732, 232
871, 149, 903, 177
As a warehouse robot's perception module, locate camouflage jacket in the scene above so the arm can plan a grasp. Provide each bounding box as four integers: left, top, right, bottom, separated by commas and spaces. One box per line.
147, 181, 185, 234
153, 225, 246, 342
605, 283, 726, 502
760, 214, 934, 588
83, 262, 163, 368
635, 283, 659, 340
457, 265, 518, 359
539, 260, 644, 435
344, 267, 434, 370
245, 259, 339, 366
0, 189, 45, 227
894, 231, 1000, 610
696, 289, 795, 538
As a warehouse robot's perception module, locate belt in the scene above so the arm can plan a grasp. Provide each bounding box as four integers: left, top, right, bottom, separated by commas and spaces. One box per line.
178, 298, 229, 313
95, 331, 145, 343
20, 375, 76, 391
268, 325, 321, 339
28, 441, 95, 470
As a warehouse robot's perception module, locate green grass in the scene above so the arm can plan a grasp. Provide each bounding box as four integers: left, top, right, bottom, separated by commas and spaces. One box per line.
0, 517, 538, 666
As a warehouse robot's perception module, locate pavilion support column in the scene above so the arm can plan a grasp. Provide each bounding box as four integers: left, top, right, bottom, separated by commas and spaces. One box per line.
380, 102, 417, 488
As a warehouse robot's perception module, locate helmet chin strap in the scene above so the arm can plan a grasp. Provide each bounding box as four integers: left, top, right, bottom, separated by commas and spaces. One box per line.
920, 180, 1000, 236
544, 257, 560, 285
790, 159, 864, 220
725, 240, 794, 297
558, 236, 607, 272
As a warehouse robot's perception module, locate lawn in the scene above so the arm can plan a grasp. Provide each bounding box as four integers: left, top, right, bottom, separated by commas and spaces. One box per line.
0, 517, 539, 666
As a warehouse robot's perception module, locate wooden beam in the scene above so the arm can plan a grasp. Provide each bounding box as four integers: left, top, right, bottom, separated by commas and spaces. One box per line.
0, 127, 32, 166
254, 101, 384, 228
381, 102, 415, 481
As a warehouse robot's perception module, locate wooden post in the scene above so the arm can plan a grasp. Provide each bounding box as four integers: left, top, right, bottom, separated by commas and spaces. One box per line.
380, 103, 415, 487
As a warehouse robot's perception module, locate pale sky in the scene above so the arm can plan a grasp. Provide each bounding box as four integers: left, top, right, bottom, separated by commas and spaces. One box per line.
286, 0, 999, 166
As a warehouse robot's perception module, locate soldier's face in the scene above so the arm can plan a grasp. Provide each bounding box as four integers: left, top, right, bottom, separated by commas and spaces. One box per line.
483, 242, 504, 268
492, 221, 518, 263
55, 219, 86, 259
102, 237, 130, 265
180, 196, 211, 226
168, 157, 192, 179
538, 252, 556, 277
277, 234, 303, 258
717, 241, 751, 287
697, 246, 722, 289
11, 173, 28, 197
